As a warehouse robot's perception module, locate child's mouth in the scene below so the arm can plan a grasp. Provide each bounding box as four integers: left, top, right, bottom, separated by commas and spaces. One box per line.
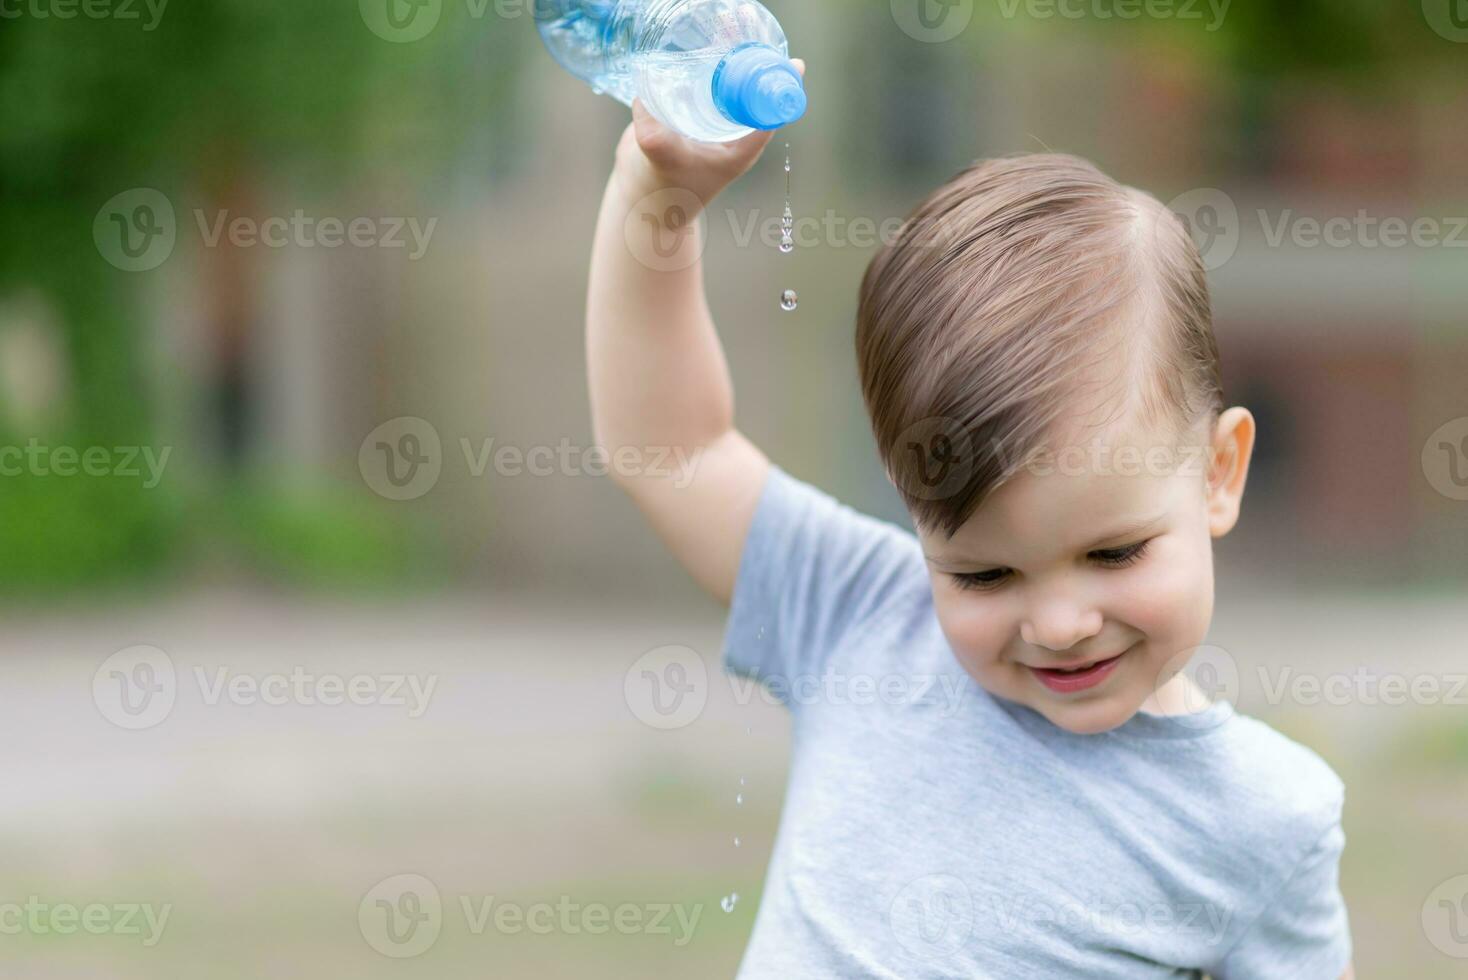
1027, 649, 1128, 693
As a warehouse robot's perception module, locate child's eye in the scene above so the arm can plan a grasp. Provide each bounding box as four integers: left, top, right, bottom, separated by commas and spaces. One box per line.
950, 568, 1009, 593
948, 540, 1152, 593
1090, 540, 1151, 568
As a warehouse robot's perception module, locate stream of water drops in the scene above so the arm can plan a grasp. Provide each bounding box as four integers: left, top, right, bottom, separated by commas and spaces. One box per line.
779, 143, 796, 311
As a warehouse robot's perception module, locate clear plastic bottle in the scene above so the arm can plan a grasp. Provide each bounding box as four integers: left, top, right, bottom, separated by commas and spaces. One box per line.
535, 0, 806, 143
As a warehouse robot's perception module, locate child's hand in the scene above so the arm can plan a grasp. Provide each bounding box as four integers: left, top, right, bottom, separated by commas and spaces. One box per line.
612, 58, 806, 213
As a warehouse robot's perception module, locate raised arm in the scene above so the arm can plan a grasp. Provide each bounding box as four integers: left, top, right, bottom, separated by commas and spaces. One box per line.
587, 67, 802, 604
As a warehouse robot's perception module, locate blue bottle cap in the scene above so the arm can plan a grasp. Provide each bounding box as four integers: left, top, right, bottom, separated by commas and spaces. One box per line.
712, 43, 807, 131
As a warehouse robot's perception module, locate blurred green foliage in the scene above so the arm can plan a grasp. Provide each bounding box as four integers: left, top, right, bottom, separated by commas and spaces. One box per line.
0, 3, 528, 591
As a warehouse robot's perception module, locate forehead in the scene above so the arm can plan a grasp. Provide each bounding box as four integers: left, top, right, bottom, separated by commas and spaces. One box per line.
922, 407, 1204, 560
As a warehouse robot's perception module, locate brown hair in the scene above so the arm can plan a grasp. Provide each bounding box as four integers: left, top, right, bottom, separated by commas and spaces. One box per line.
855, 153, 1223, 537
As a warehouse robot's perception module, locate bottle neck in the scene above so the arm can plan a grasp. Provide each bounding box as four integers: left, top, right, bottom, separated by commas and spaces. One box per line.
712, 42, 807, 131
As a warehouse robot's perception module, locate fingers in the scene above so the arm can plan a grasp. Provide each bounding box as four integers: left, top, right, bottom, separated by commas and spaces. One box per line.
720, 129, 774, 172
631, 98, 677, 166
792, 57, 806, 77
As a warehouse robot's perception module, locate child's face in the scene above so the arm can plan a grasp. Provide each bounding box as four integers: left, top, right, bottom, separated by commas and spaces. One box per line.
915, 405, 1255, 735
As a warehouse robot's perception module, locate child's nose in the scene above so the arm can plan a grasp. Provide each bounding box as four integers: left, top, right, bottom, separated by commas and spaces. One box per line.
1019, 603, 1104, 653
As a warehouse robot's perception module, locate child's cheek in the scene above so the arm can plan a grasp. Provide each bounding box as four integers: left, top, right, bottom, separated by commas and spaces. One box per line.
1118, 533, 1214, 652
929, 575, 1013, 667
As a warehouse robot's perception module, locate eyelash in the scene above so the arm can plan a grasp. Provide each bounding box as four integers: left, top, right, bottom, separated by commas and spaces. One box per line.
950, 540, 1152, 593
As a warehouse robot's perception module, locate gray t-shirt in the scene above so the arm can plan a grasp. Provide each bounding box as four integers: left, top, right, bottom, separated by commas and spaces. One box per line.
720, 464, 1352, 979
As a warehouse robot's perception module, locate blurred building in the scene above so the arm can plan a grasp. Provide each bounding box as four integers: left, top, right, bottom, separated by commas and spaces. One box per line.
133, 8, 1466, 594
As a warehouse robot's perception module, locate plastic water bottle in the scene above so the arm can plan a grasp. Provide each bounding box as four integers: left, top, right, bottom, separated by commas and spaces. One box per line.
535, 0, 807, 143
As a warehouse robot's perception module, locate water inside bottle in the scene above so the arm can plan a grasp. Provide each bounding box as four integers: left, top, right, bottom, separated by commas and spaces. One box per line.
538, 1, 794, 143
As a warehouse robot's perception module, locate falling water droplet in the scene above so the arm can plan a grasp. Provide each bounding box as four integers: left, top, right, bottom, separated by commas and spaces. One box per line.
739, 776, 745, 786
721, 893, 739, 913
780, 289, 798, 312
736, 792, 744, 805
734, 836, 742, 848
779, 237, 794, 254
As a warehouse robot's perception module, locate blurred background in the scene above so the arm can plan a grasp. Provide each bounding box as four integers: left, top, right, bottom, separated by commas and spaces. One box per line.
1, 0, 1465, 975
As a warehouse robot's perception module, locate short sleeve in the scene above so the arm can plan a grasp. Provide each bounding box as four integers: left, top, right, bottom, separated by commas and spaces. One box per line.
720, 463, 925, 707
1212, 820, 1352, 979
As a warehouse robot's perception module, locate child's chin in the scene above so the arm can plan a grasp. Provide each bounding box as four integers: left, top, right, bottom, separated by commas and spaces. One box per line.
1033, 696, 1136, 735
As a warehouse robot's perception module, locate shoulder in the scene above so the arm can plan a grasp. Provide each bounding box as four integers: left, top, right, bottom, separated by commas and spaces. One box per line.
755, 464, 930, 610
1202, 712, 1346, 871
1218, 713, 1345, 822
724, 464, 932, 687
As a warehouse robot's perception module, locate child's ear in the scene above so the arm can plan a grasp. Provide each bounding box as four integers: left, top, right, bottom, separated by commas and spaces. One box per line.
1206, 407, 1256, 538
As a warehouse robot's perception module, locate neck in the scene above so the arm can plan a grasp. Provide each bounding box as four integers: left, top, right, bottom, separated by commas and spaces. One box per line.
1140, 671, 1213, 717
